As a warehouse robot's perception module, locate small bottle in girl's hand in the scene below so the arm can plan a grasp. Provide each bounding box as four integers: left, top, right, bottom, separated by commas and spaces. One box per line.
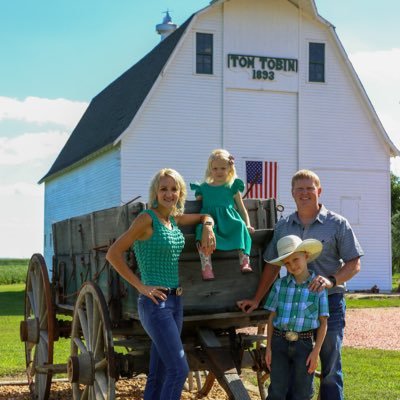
190, 149, 255, 280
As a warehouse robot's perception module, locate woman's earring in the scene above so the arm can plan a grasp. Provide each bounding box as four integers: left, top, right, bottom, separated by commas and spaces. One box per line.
152, 199, 158, 208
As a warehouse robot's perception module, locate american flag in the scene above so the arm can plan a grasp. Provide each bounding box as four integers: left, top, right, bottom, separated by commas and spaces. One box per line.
245, 161, 278, 199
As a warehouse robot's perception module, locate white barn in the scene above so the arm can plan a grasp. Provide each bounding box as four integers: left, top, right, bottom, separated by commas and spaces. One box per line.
40, 0, 399, 292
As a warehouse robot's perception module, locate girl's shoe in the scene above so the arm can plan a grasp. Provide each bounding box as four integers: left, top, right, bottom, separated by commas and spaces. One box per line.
202, 264, 215, 280
241, 262, 253, 274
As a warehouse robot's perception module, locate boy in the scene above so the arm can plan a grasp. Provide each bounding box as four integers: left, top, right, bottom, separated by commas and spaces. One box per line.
264, 235, 329, 400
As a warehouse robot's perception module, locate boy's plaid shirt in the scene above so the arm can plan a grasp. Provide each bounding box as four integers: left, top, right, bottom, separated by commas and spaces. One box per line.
264, 271, 330, 332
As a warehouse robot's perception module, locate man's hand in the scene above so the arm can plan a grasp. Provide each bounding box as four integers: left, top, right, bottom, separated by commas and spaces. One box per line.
236, 299, 259, 313
308, 275, 332, 292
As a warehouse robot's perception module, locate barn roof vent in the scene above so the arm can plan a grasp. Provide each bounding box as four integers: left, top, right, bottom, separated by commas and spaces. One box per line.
156, 11, 178, 41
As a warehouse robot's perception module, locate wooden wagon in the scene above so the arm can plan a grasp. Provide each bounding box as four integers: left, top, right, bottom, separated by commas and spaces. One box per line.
20, 198, 277, 399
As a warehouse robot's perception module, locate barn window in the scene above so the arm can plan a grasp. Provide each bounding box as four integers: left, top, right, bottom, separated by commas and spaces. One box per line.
196, 33, 213, 74
309, 42, 325, 82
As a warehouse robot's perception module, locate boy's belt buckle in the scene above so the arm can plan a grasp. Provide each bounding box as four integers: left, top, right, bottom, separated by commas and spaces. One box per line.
176, 287, 183, 296
285, 331, 299, 342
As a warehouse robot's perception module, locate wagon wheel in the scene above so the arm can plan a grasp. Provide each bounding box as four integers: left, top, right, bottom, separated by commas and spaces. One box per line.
255, 323, 270, 399
185, 370, 216, 397
68, 282, 116, 400
20, 254, 54, 400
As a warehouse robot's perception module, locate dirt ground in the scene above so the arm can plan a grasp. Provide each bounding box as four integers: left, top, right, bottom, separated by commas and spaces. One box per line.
1, 307, 399, 399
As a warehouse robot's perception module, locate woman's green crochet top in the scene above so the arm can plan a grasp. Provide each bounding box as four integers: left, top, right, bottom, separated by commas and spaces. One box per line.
133, 209, 185, 288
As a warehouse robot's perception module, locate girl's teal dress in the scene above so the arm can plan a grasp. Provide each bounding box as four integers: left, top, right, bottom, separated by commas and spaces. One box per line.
190, 178, 252, 255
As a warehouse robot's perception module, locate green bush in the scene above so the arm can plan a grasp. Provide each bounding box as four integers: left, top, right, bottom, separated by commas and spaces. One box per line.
0, 259, 29, 285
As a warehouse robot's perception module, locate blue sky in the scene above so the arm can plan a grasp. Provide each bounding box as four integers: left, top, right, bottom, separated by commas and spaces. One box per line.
1, 0, 399, 258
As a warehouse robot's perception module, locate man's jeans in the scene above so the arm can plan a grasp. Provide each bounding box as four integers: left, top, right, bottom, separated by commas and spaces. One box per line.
138, 294, 189, 400
285, 293, 345, 400
268, 335, 314, 400
319, 293, 346, 400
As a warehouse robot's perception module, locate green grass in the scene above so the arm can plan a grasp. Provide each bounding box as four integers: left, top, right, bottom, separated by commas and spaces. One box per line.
0, 284, 70, 378
346, 296, 400, 309
341, 348, 400, 400
0, 258, 29, 284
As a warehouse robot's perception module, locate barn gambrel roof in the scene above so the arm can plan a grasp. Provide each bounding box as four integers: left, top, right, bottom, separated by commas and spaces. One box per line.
40, 15, 194, 183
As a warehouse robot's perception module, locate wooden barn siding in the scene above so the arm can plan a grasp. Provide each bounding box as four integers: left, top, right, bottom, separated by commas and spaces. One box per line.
297, 17, 392, 291
118, 1, 392, 290
43, 147, 121, 266
224, 90, 298, 212
120, 6, 224, 202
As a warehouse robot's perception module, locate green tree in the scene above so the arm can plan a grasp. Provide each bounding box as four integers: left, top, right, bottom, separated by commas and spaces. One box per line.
391, 173, 400, 273
392, 212, 400, 273
391, 172, 400, 216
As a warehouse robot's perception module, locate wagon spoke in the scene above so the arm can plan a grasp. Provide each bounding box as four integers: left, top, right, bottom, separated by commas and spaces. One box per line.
260, 372, 269, 384
73, 336, 88, 354
72, 383, 81, 399
93, 320, 104, 360
81, 385, 89, 400
40, 330, 49, 347
95, 358, 107, 371
40, 308, 48, 329
27, 291, 36, 318
91, 301, 100, 353
95, 371, 108, 397
94, 379, 106, 400
78, 308, 89, 343
85, 293, 94, 351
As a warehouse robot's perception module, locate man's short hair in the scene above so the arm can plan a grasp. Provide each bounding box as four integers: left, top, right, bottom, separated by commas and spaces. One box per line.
291, 169, 321, 189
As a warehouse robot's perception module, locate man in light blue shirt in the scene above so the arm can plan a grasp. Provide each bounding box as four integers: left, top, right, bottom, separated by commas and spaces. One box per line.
238, 169, 363, 400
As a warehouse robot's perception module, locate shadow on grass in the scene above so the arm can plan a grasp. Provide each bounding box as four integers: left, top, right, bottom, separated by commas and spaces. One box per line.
0, 289, 24, 316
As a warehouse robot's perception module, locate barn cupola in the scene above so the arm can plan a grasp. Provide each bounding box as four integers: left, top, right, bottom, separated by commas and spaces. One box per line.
156, 11, 177, 40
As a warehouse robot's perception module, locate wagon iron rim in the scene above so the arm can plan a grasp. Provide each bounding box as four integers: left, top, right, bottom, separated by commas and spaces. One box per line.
21, 253, 55, 400
69, 281, 116, 400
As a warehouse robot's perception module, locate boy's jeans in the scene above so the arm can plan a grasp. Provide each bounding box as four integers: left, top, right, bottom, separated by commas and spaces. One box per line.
268, 334, 314, 400
286, 293, 346, 400
138, 294, 189, 400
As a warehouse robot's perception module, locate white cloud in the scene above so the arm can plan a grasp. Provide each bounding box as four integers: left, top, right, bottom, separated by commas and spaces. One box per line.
0, 182, 43, 197
0, 96, 88, 128
0, 131, 69, 166
0, 183, 44, 258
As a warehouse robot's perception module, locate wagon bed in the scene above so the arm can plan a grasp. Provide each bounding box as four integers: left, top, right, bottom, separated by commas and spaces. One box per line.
20, 198, 277, 399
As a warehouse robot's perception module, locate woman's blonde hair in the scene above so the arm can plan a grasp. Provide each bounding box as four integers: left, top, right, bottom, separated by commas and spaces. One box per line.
204, 149, 237, 185
291, 169, 321, 189
148, 168, 187, 216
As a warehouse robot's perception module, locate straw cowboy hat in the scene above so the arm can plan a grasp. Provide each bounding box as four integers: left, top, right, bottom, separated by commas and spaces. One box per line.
267, 235, 323, 266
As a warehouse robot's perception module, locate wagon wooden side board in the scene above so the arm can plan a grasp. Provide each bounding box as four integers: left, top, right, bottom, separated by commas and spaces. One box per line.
20, 199, 277, 400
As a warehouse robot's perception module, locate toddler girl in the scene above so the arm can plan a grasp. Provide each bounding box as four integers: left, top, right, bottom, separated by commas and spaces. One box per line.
190, 149, 255, 280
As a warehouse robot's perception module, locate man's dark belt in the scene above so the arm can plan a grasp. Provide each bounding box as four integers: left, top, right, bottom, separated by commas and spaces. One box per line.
273, 328, 314, 342
160, 287, 183, 296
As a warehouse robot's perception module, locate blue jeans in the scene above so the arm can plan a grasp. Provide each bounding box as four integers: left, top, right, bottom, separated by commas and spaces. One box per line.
138, 294, 189, 400
285, 293, 346, 400
319, 293, 345, 400
268, 335, 314, 400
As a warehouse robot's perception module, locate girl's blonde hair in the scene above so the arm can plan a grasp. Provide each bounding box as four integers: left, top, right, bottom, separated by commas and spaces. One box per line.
149, 168, 187, 216
204, 149, 237, 185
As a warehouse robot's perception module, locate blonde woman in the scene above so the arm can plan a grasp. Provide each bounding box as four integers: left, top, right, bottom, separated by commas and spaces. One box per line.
190, 149, 254, 280
106, 168, 215, 400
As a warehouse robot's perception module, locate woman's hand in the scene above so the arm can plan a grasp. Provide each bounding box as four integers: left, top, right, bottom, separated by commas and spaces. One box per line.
139, 285, 167, 305
200, 224, 216, 256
